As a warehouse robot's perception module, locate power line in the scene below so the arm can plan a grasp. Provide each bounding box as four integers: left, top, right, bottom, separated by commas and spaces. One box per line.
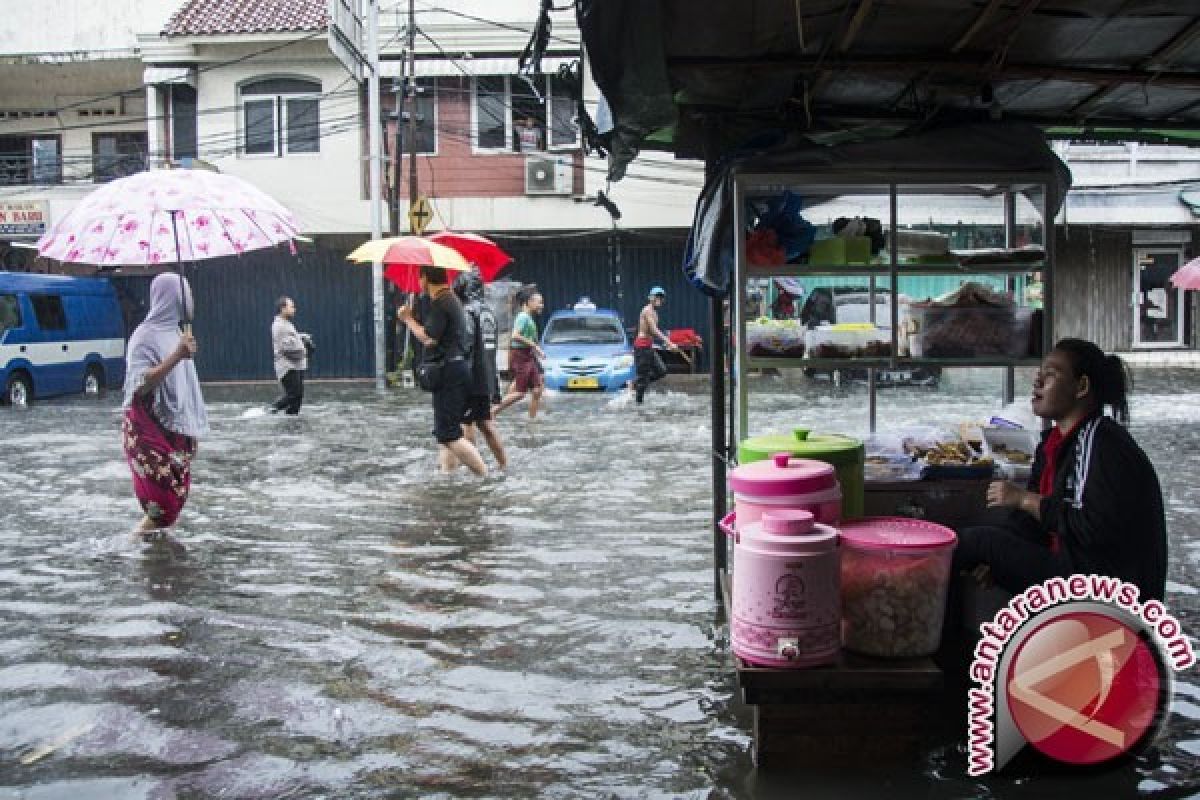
410, 2, 580, 48
2, 8, 708, 198
7, 29, 333, 123
3, 3, 575, 132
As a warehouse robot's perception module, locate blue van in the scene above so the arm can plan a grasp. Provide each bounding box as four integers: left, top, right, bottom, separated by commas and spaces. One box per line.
0, 272, 126, 408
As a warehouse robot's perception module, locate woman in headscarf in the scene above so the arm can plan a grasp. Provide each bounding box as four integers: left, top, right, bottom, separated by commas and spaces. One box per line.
122, 273, 209, 535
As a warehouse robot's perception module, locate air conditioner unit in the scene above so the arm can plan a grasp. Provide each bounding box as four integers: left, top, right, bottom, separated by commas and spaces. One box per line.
525, 155, 572, 196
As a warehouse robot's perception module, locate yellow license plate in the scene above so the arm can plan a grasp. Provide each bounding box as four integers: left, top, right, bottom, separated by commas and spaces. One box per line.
567, 376, 600, 389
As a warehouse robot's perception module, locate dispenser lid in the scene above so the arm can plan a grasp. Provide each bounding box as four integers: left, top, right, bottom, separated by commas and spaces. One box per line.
741, 509, 839, 553
729, 454, 839, 497
738, 428, 864, 467
761, 509, 816, 535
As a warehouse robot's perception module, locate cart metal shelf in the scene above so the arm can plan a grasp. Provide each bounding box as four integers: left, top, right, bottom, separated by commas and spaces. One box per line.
731, 168, 1055, 444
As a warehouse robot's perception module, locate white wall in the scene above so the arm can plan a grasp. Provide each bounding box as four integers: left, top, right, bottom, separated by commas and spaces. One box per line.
0, 0, 179, 55
188, 46, 371, 234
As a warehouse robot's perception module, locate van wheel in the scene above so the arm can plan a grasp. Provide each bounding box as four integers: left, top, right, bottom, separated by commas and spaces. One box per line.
5, 372, 32, 409
84, 364, 105, 396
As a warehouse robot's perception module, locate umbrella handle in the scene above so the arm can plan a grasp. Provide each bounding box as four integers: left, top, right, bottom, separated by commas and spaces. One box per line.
170, 210, 193, 329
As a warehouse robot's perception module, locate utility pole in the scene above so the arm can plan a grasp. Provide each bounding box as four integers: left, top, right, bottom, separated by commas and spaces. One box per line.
406, 0, 419, 220
386, 5, 405, 375
367, 0, 385, 390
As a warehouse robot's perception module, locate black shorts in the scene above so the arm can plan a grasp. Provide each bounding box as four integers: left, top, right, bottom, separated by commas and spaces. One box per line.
431, 360, 471, 444
462, 395, 492, 425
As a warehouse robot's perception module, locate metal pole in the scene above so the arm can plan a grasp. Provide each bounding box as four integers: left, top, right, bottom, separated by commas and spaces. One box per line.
707, 130, 727, 598
367, 0, 386, 390
1003, 189, 1016, 405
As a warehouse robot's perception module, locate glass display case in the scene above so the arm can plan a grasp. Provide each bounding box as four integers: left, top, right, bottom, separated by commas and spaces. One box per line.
731, 170, 1054, 438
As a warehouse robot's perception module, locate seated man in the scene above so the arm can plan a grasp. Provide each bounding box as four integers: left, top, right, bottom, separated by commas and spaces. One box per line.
953, 338, 1167, 605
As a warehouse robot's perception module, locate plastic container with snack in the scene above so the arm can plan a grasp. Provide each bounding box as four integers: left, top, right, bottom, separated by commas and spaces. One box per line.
839, 518, 957, 658
747, 318, 806, 358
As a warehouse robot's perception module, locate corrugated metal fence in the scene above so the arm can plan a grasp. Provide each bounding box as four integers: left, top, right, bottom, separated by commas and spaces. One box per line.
107, 231, 704, 380
111, 246, 374, 381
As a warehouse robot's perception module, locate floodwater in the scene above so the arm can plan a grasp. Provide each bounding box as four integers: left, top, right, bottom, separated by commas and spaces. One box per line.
0, 370, 1196, 799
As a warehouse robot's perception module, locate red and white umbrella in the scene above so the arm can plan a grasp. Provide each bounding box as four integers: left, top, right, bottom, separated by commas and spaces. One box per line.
427, 231, 512, 282
346, 236, 471, 294
1169, 256, 1200, 291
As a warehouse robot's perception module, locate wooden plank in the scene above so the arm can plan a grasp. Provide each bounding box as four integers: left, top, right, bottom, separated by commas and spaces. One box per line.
754, 702, 930, 766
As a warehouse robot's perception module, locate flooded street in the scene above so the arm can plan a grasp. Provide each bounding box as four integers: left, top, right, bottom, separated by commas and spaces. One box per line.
0, 370, 1196, 799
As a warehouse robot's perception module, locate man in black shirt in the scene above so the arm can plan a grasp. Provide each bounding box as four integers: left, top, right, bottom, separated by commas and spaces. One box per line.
397, 265, 487, 476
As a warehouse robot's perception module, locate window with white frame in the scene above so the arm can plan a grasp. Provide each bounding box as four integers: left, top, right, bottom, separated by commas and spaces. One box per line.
471, 74, 579, 153
240, 78, 321, 156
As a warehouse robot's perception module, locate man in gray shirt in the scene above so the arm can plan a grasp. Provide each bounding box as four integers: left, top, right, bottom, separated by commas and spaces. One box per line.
270, 296, 310, 415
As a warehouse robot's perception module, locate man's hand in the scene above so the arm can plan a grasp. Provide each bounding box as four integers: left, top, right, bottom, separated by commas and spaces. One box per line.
534, 345, 546, 359
987, 480, 1026, 509
397, 302, 414, 323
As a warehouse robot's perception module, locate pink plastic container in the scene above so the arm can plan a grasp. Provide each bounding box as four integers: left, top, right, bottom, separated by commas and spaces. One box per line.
721, 509, 840, 668
838, 517, 957, 658
728, 453, 842, 528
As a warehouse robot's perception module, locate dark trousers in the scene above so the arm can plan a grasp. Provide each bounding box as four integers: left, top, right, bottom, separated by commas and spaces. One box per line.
634, 347, 667, 392
944, 506, 1072, 639
952, 506, 1070, 594
272, 369, 304, 415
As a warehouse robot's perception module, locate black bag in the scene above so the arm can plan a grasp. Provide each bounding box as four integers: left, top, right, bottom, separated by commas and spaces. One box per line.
415, 356, 444, 392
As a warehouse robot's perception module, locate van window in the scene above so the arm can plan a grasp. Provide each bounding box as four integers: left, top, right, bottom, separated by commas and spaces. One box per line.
0, 294, 20, 335
30, 294, 67, 331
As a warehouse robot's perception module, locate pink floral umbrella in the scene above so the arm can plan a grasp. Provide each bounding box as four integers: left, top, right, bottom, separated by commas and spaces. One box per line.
36, 168, 301, 268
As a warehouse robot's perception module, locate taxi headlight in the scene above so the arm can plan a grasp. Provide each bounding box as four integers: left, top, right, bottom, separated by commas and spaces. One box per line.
615, 354, 634, 369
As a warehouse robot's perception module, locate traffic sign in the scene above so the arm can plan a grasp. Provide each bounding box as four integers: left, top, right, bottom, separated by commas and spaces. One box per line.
408, 195, 432, 234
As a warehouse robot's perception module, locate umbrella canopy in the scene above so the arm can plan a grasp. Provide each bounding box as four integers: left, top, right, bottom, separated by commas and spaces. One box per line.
427, 231, 512, 282
347, 236, 471, 294
1169, 256, 1200, 291
37, 168, 301, 267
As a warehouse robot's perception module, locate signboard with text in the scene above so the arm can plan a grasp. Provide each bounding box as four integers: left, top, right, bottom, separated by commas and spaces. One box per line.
0, 201, 49, 237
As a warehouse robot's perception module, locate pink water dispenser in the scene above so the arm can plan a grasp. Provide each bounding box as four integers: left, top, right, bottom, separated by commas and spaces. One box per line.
723, 509, 841, 668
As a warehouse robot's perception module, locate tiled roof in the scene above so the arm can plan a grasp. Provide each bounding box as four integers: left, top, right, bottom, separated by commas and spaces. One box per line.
163, 0, 327, 36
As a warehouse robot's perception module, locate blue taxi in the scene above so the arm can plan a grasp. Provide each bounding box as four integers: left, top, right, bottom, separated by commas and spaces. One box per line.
540, 299, 635, 392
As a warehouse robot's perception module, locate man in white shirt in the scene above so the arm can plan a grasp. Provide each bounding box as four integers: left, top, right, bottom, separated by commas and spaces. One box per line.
270, 296, 310, 415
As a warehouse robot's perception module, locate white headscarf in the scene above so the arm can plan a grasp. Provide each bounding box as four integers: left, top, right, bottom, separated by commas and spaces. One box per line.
123, 273, 209, 438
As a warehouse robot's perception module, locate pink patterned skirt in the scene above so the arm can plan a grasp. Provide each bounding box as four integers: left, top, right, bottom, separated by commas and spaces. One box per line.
122, 393, 197, 527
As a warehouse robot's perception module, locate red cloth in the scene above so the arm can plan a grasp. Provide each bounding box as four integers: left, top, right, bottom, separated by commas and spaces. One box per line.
1038, 418, 1084, 554
668, 328, 702, 347
634, 335, 654, 349
1038, 418, 1085, 497
122, 393, 197, 527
